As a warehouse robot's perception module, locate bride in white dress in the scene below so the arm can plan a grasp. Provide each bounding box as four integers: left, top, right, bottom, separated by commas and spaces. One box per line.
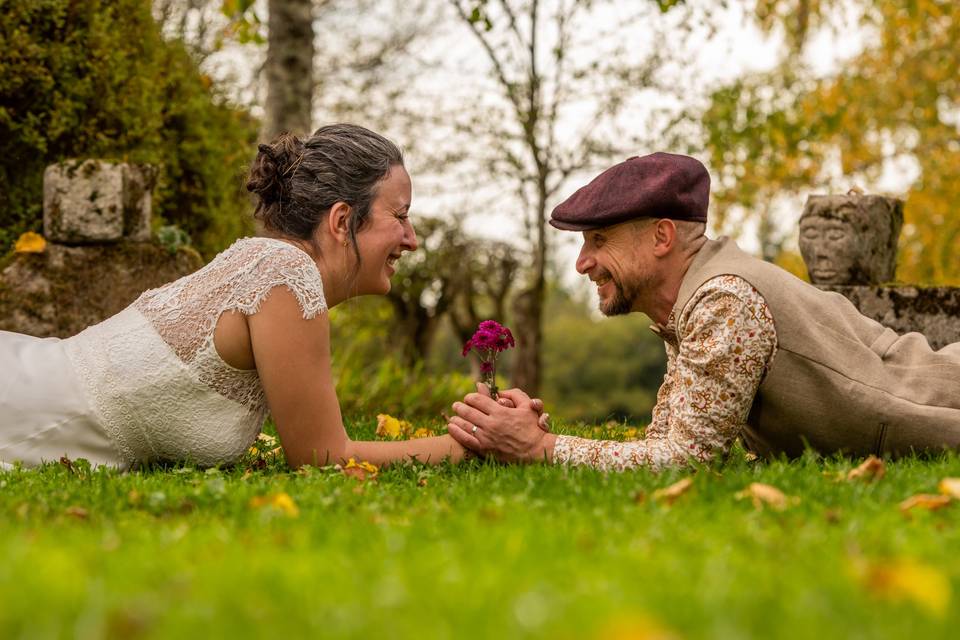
0, 124, 472, 470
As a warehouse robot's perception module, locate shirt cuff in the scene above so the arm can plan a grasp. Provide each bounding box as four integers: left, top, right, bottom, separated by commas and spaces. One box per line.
552, 434, 581, 466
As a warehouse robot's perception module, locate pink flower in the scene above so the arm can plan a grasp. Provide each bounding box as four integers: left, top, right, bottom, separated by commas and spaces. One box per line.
463, 320, 515, 355
478, 320, 502, 332
461, 320, 515, 399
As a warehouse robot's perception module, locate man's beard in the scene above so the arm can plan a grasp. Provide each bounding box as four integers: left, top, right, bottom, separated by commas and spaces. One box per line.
598, 274, 637, 316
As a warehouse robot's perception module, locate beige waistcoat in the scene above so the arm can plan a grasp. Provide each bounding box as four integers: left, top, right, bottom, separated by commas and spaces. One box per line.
670, 237, 960, 458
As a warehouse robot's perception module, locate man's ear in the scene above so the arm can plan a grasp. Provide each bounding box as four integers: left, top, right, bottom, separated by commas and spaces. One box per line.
651, 219, 677, 257
326, 201, 352, 245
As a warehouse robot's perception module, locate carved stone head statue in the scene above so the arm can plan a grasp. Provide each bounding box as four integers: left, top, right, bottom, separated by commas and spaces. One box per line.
799, 193, 904, 285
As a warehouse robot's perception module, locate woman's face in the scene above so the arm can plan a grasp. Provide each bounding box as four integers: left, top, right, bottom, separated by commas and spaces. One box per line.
353, 165, 417, 295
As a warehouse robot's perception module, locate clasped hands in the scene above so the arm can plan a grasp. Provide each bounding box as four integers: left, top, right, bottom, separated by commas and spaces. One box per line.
446, 383, 556, 463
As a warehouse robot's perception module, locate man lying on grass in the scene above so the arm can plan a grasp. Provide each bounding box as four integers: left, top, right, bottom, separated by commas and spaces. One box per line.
447, 152, 960, 471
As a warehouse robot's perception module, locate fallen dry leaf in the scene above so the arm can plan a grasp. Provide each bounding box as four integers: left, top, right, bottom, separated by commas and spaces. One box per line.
937, 477, 960, 499
14, 231, 46, 254
376, 413, 413, 439
341, 457, 378, 482
64, 506, 89, 519
256, 432, 278, 445
847, 455, 886, 482
899, 494, 952, 514
735, 482, 798, 510
249, 492, 299, 517
652, 477, 693, 505
851, 556, 951, 616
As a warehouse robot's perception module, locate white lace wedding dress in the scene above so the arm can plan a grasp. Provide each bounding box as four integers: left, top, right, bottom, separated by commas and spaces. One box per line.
0, 238, 326, 470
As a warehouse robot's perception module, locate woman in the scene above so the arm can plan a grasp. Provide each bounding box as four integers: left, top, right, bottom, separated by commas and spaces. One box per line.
0, 124, 472, 470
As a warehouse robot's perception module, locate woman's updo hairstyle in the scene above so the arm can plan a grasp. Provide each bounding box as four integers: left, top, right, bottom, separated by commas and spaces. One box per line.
246, 123, 404, 258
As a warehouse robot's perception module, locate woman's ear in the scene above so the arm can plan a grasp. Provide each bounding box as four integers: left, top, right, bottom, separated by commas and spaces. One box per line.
326, 201, 352, 245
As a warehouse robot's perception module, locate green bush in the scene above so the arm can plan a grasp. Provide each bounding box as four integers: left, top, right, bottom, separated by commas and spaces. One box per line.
0, 0, 258, 257
329, 297, 473, 420
541, 286, 667, 424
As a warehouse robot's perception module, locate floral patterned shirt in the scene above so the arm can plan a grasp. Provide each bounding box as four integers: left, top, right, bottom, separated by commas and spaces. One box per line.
553, 275, 778, 472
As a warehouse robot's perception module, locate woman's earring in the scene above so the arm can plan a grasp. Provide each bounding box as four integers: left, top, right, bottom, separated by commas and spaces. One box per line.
342, 240, 349, 247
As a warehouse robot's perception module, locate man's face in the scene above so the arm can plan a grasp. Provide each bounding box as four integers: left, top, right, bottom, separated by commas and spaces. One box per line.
575, 221, 653, 316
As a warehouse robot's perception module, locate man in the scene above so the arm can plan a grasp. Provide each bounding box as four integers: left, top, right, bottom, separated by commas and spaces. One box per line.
447, 152, 960, 471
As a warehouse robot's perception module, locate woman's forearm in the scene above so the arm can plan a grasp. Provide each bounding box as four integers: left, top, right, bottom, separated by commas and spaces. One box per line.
346, 434, 468, 467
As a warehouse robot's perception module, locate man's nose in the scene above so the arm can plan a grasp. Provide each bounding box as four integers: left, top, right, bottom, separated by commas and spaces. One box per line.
575, 245, 594, 274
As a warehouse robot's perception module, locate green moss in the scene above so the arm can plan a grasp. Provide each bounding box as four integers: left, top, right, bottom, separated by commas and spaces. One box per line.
0, 0, 259, 259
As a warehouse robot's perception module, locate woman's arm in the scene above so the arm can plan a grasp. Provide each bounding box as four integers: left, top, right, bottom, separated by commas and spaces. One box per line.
248, 286, 466, 468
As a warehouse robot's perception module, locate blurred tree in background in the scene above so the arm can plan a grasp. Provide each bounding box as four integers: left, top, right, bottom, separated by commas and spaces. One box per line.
0, 0, 258, 258
386, 214, 520, 369
702, 0, 960, 284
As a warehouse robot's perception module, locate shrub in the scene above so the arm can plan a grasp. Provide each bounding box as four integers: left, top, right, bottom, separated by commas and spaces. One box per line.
0, 0, 258, 257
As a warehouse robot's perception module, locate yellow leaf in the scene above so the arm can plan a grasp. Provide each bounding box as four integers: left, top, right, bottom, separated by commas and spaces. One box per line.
853, 557, 951, 617
652, 477, 693, 505
249, 492, 299, 517
847, 455, 886, 482
376, 414, 414, 439
345, 458, 378, 474
14, 231, 46, 254
376, 414, 402, 438
899, 494, 952, 514
938, 478, 960, 499
735, 482, 798, 510
342, 457, 378, 481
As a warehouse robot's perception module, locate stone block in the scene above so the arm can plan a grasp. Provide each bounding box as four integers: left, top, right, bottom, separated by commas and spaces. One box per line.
820, 285, 960, 351
0, 242, 203, 338
43, 160, 154, 244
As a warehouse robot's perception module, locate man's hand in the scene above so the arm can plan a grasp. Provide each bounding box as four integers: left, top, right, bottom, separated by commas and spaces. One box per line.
447, 385, 557, 463
477, 383, 551, 432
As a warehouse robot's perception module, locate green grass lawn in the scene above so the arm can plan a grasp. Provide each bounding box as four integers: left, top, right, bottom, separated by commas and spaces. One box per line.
2, 418, 959, 639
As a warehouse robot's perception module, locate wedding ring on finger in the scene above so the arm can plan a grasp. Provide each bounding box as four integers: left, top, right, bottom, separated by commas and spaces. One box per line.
471, 424, 479, 435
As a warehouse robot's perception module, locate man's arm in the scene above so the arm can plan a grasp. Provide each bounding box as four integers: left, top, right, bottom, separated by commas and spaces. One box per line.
449, 277, 776, 470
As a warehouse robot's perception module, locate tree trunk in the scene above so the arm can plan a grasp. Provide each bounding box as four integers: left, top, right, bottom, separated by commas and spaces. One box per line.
511, 179, 548, 395
264, 0, 314, 139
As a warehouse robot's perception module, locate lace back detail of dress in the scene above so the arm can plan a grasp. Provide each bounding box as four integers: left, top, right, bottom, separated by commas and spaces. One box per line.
133, 238, 327, 412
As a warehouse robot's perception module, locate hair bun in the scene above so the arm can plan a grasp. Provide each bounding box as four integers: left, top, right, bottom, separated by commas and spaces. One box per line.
246, 134, 304, 204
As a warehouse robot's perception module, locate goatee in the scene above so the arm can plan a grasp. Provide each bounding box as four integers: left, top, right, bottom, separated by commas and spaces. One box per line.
599, 278, 635, 316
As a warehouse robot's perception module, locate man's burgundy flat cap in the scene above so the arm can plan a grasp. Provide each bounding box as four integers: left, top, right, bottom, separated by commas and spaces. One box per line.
550, 152, 710, 231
